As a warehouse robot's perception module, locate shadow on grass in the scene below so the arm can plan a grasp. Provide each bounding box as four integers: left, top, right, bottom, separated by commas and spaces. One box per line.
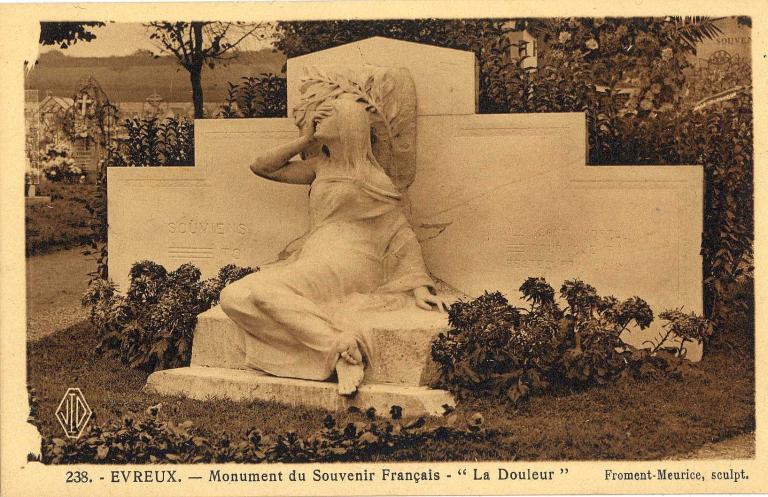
27, 321, 755, 461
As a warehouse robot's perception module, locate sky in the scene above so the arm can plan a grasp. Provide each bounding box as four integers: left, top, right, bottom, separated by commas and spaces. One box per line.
40, 22, 276, 57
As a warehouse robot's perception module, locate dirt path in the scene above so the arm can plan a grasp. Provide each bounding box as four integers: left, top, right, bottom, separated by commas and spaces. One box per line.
677, 432, 755, 460
26, 248, 94, 342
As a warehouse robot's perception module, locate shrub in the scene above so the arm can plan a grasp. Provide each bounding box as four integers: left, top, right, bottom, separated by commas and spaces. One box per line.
37, 406, 492, 464
82, 261, 257, 372
86, 115, 195, 276
119, 116, 194, 166
431, 277, 711, 403
82, 149, 113, 281
218, 74, 287, 118
482, 20, 753, 333
591, 95, 753, 335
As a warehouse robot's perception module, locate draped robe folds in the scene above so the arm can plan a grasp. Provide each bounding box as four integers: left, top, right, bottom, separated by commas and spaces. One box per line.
219, 155, 434, 381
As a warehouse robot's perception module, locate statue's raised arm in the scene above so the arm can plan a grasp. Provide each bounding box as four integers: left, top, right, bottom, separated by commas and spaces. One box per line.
248, 120, 319, 185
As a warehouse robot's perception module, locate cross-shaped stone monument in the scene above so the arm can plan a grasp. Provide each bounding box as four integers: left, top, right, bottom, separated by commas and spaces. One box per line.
77, 92, 93, 117
144, 91, 166, 116
109, 38, 703, 415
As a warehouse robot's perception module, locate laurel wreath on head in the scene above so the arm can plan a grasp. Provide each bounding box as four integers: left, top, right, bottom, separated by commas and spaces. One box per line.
293, 67, 413, 156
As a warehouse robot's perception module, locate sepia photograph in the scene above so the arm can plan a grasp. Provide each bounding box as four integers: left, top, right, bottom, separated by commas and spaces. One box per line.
0, 2, 764, 495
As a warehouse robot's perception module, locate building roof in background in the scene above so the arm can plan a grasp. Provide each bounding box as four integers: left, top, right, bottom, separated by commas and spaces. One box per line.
40, 95, 74, 111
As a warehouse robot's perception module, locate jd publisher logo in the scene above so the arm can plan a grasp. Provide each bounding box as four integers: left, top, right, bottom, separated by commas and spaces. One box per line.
55, 388, 92, 439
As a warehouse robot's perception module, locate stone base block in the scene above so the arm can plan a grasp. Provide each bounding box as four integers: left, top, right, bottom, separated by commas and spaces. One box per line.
191, 305, 449, 386
190, 306, 246, 370
25, 196, 51, 206
144, 366, 455, 417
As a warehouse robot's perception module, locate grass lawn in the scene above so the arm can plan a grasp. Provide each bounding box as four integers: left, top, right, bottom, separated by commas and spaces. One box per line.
28, 320, 754, 461
25, 182, 99, 256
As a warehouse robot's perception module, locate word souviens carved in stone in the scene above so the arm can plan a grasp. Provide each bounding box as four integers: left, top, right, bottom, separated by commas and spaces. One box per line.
168, 221, 247, 235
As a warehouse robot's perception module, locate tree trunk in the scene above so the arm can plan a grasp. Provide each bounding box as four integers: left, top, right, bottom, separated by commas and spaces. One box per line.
190, 22, 205, 119
190, 66, 204, 119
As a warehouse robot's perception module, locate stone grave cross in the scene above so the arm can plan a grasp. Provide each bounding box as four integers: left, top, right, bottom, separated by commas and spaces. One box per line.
77, 93, 93, 117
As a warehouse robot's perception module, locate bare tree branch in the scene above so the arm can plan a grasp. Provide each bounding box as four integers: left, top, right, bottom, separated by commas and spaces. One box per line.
144, 21, 273, 118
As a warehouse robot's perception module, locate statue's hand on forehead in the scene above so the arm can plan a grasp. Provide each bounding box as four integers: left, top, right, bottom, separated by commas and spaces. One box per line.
312, 102, 335, 123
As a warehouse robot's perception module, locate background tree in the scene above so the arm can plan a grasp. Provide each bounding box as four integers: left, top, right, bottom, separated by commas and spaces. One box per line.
274, 17, 725, 115
146, 22, 271, 118
39, 22, 105, 48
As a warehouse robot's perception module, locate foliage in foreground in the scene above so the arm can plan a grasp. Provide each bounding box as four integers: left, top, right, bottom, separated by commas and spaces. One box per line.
39, 22, 105, 48
431, 278, 712, 403
27, 317, 754, 462
36, 404, 492, 464
82, 261, 256, 372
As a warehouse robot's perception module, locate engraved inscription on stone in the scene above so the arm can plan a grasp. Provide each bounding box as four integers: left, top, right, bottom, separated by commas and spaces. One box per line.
505, 227, 631, 271
165, 219, 250, 261
167, 220, 248, 236
167, 245, 246, 261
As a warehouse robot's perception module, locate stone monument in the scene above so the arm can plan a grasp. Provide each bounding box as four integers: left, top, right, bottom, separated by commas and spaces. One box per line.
210, 68, 452, 398
146, 55, 464, 415
108, 37, 704, 415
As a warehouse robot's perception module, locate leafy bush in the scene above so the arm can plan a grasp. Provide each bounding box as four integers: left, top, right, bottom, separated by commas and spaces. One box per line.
25, 183, 99, 256
85, 115, 194, 276
595, 97, 753, 335
38, 405, 492, 464
119, 116, 194, 166
218, 73, 287, 118
431, 277, 712, 403
82, 261, 257, 372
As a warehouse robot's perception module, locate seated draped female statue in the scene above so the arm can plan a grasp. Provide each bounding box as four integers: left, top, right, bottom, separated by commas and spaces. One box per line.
219, 96, 450, 395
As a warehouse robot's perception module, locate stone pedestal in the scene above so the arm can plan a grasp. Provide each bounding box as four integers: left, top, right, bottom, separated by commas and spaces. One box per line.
145, 304, 457, 416
145, 367, 454, 416
190, 305, 446, 385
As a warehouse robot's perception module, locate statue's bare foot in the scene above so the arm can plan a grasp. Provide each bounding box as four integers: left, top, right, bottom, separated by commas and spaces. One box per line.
335, 335, 365, 395
336, 333, 363, 365
336, 359, 365, 395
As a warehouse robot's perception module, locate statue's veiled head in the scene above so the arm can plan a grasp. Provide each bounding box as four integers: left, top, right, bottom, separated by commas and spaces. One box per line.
314, 98, 377, 170
294, 65, 417, 191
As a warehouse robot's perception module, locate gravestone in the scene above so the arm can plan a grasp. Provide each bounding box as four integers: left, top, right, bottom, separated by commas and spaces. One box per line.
24, 91, 51, 205
110, 37, 704, 415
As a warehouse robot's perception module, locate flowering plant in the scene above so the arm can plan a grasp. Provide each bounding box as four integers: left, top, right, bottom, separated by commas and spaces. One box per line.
40, 143, 86, 183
